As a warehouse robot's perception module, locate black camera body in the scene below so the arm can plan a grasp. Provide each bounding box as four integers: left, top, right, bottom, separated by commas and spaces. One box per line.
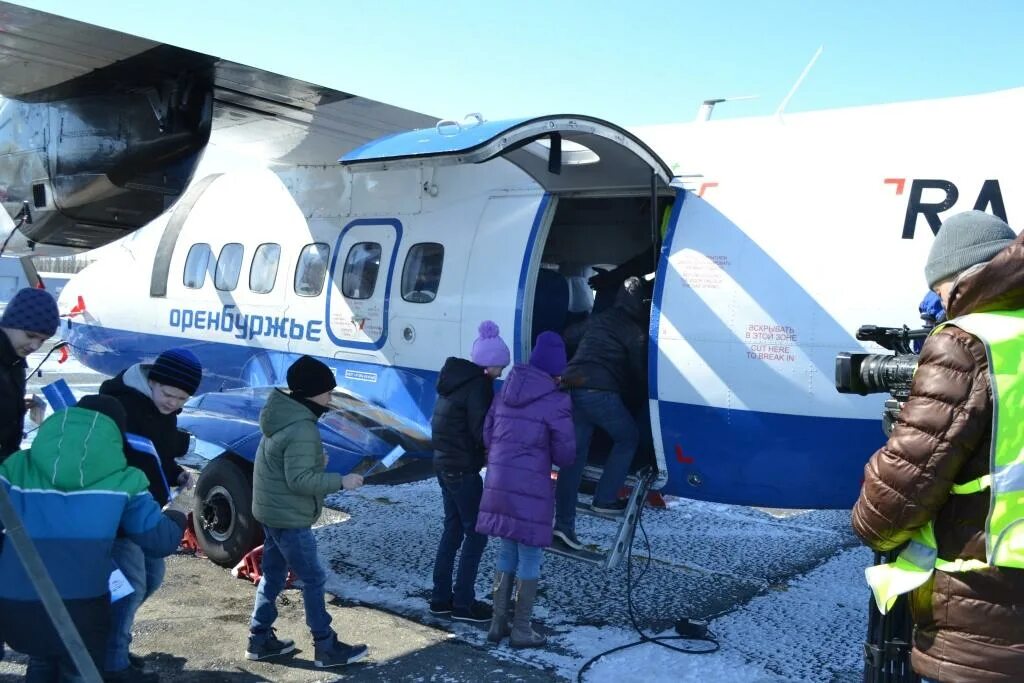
835, 325, 930, 435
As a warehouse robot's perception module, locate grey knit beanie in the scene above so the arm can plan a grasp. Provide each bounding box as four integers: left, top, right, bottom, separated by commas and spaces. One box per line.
924, 211, 1016, 288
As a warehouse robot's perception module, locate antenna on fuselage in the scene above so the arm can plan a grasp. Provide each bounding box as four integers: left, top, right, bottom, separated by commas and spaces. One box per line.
695, 95, 759, 122
775, 45, 824, 118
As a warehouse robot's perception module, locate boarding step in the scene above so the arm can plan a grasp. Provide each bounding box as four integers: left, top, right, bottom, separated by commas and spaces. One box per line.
546, 466, 656, 569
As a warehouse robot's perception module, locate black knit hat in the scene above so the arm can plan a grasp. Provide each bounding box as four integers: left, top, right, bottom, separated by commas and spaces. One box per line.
76, 394, 127, 435
287, 355, 337, 398
148, 348, 203, 396
0, 287, 59, 336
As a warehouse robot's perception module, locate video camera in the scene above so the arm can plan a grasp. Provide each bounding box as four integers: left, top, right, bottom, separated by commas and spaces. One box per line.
835, 325, 931, 436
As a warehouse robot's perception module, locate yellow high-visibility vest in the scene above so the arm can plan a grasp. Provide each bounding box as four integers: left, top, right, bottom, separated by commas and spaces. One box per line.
866, 309, 1024, 614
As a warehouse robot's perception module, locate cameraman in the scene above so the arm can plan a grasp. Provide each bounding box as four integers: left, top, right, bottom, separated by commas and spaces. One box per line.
852, 210, 1024, 683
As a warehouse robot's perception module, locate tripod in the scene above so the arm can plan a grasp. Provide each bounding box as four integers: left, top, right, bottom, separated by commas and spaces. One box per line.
863, 551, 920, 683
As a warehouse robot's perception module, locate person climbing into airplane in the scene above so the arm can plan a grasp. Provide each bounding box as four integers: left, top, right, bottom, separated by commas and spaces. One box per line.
0, 395, 186, 682
428, 321, 509, 622
99, 348, 203, 679
246, 355, 368, 668
476, 331, 575, 649
553, 276, 649, 550
852, 210, 1024, 683
0, 287, 59, 463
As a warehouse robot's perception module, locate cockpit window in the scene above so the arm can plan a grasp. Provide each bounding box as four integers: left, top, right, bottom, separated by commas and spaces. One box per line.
401, 243, 444, 303
341, 242, 382, 300
183, 243, 212, 289
294, 243, 330, 297
214, 243, 244, 291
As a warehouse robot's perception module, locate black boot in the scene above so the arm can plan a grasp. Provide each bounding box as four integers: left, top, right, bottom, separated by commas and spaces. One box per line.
509, 578, 545, 649
487, 571, 514, 643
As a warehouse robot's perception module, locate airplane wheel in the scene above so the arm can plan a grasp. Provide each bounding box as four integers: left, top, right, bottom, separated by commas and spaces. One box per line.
193, 456, 262, 568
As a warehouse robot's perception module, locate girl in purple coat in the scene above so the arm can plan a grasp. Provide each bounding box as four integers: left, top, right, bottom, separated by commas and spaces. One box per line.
476, 332, 576, 648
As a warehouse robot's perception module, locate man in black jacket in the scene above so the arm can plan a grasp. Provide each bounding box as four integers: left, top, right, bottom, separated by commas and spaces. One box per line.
554, 277, 649, 550
99, 347, 202, 680
0, 287, 60, 463
429, 321, 509, 623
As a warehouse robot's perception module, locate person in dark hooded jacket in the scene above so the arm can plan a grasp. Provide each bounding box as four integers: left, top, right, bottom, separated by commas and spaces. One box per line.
553, 276, 648, 549
428, 321, 509, 622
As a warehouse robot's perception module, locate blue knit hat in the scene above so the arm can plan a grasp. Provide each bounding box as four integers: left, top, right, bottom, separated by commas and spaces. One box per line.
529, 331, 567, 377
148, 348, 203, 395
0, 288, 59, 336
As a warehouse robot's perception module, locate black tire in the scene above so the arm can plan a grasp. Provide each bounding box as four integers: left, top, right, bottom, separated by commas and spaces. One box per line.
193, 456, 263, 567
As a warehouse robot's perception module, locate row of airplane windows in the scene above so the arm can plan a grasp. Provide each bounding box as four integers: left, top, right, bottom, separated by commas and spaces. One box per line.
181, 241, 445, 303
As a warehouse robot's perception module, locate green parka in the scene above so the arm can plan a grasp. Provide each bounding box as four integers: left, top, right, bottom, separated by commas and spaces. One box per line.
252, 389, 343, 528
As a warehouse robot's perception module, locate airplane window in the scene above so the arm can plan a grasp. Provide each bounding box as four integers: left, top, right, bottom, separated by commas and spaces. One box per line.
214, 243, 244, 291
401, 243, 444, 304
183, 243, 212, 289
249, 243, 281, 294
342, 242, 382, 300
294, 242, 330, 297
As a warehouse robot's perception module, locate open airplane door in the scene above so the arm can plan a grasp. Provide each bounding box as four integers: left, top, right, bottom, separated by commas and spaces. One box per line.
341, 115, 675, 363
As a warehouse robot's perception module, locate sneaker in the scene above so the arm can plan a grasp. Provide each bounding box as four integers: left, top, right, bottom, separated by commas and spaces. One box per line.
451, 600, 493, 623
245, 628, 296, 661
314, 636, 368, 668
591, 498, 628, 515
552, 528, 585, 551
428, 598, 454, 615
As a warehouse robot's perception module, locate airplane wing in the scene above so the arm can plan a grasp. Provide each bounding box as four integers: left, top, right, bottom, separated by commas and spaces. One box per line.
0, 2, 436, 165
0, 2, 436, 254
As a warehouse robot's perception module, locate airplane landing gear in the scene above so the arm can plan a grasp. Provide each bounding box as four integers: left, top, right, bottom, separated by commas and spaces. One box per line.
193, 455, 262, 568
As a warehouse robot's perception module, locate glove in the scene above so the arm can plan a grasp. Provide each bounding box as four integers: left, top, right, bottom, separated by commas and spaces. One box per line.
341, 473, 364, 491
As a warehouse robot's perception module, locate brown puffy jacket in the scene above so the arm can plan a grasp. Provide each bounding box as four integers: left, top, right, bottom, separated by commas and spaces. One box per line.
852, 232, 1024, 683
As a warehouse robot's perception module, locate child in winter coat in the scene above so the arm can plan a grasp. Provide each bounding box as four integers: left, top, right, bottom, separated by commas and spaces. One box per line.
0, 395, 186, 681
99, 347, 203, 679
246, 355, 367, 669
429, 321, 510, 622
476, 332, 576, 648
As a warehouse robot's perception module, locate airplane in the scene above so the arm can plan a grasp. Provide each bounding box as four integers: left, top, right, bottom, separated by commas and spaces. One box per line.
3, 2, 1022, 568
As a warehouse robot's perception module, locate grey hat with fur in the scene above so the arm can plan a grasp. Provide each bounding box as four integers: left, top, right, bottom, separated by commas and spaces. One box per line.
925, 211, 1016, 288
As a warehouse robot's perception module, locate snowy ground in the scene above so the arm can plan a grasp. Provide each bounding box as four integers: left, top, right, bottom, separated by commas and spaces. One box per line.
320, 483, 868, 683
22, 346, 871, 682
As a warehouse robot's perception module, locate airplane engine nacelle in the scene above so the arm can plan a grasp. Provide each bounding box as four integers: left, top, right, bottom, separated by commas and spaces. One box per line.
0, 75, 212, 255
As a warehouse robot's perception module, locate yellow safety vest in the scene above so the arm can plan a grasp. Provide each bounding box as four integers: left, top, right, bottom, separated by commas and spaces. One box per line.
866, 309, 1024, 614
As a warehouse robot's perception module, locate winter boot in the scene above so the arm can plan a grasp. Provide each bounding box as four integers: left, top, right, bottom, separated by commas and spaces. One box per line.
509, 578, 545, 649
487, 571, 515, 643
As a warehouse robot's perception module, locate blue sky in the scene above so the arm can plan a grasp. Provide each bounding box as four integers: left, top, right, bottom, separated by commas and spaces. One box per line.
17, 0, 1024, 124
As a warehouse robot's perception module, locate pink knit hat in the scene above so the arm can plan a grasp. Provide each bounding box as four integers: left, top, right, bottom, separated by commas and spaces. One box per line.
471, 320, 510, 367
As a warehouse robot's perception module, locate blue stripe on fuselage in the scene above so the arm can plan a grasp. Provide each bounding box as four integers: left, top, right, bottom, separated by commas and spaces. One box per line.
657, 400, 883, 508
66, 322, 882, 508
64, 322, 438, 434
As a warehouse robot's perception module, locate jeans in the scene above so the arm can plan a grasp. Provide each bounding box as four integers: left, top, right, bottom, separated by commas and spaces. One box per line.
555, 389, 639, 532
250, 526, 333, 644
105, 538, 166, 672
431, 471, 489, 609
496, 539, 543, 580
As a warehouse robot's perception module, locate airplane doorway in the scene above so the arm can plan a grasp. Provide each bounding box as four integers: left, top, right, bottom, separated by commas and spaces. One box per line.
526, 193, 673, 483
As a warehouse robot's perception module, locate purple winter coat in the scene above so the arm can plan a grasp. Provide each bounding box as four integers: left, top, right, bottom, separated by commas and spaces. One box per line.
475, 363, 576, 547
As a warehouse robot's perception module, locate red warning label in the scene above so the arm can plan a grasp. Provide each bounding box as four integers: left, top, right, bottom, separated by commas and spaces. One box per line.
744, 323, 798, 362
